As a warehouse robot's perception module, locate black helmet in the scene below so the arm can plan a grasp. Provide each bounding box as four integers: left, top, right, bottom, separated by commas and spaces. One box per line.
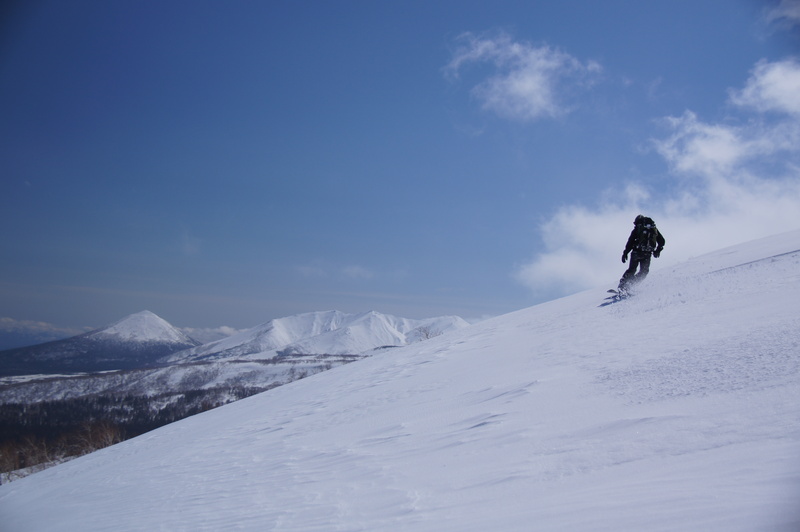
635, 214, 655, 228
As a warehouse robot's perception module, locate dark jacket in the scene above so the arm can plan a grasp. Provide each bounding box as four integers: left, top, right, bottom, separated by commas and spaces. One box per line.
624, 219, 665, 255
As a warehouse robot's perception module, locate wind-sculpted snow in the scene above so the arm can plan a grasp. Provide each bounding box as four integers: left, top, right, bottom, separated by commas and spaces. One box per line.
1, 231, 799, 532
597, 319, 800, 402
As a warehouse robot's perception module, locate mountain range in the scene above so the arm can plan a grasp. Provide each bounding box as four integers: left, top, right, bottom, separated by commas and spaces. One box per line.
161, 310, 468, 363
2, 231, 798, 530
0, 310, 469, 402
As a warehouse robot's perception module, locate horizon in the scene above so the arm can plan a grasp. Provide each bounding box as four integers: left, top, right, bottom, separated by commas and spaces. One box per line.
2, 0, 800, 338
0, 307, 475, 351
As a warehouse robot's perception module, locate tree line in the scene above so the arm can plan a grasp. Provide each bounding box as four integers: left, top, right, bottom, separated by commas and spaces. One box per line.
0, 385, 273, 483
0, 353, 367, 482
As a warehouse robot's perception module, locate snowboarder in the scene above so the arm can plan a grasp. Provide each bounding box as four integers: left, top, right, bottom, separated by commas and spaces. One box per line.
617, 214, 665, 295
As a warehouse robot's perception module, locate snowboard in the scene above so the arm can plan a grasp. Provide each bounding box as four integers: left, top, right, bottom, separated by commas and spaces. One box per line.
599, 288, 629, 307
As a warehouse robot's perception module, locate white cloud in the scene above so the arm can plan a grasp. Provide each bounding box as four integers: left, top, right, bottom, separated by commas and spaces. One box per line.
654, 111, 752, 177
446, 32, 601, 121
516, 58, 800, 296
729, 58, 800, 115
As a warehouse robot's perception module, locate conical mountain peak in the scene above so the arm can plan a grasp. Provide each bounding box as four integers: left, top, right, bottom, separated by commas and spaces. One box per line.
89, 310, 196, 345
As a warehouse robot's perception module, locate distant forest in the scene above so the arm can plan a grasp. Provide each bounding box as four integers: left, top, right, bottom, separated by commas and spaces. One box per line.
0, 386, 272, 482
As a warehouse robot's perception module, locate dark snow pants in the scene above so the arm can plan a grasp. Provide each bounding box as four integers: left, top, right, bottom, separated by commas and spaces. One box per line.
619, 251, 652, 290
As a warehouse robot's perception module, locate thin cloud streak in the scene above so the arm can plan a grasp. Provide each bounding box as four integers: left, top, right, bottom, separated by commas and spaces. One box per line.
342, 265, 375, 280
765, 0, 800, 30
0, 317, 90, 338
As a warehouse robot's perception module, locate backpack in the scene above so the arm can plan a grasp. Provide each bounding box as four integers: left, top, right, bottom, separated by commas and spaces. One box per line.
634, 217, 658, 252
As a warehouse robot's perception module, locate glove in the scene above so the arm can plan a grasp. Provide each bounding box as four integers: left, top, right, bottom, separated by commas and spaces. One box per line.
653, 248, 661, 258
621, 252, 628, 263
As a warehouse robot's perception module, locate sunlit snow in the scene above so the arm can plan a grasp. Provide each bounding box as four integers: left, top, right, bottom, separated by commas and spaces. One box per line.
1, 231, 799, 531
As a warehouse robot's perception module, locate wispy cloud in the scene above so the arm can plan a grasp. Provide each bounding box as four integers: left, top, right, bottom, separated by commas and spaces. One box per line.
516, 57, 800, 295
445, 31, 601, 121
342, 265, 375, 280
180, 225, 202, 256
297, 262, 376, 281
729, 58, 800, 115
297, 263, 328, 278
0, 317, 89, 336
765, 0, 800, 30
0, 317, 92, 348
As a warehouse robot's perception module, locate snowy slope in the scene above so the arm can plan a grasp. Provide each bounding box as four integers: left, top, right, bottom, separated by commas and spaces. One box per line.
162, 310, 470, 363
1, 232, 799, 531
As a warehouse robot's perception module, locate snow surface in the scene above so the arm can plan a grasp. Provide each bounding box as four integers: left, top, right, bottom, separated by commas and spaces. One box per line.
1, 232, 799, 531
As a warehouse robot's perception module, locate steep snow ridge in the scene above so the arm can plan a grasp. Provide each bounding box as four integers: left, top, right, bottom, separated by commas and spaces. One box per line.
279, 311, 408, 356
162, 310, 353, 362
163, 310, 469, 363
89, 310, 196, 345
283, 312, 470, 356
2, 231, 798, 531
268, 310, 350, 348
269, 311, 470, 357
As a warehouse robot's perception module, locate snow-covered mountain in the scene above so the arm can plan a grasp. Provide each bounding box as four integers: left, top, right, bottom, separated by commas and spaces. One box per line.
161, 310, 470, 363
88, 310, 196, 344
2, 231, 799, 531
0, 310, 200, 377
0, 310, 469, 404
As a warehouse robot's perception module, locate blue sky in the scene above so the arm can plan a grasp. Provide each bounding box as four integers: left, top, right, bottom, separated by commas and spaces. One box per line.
2, 0, 799, 338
